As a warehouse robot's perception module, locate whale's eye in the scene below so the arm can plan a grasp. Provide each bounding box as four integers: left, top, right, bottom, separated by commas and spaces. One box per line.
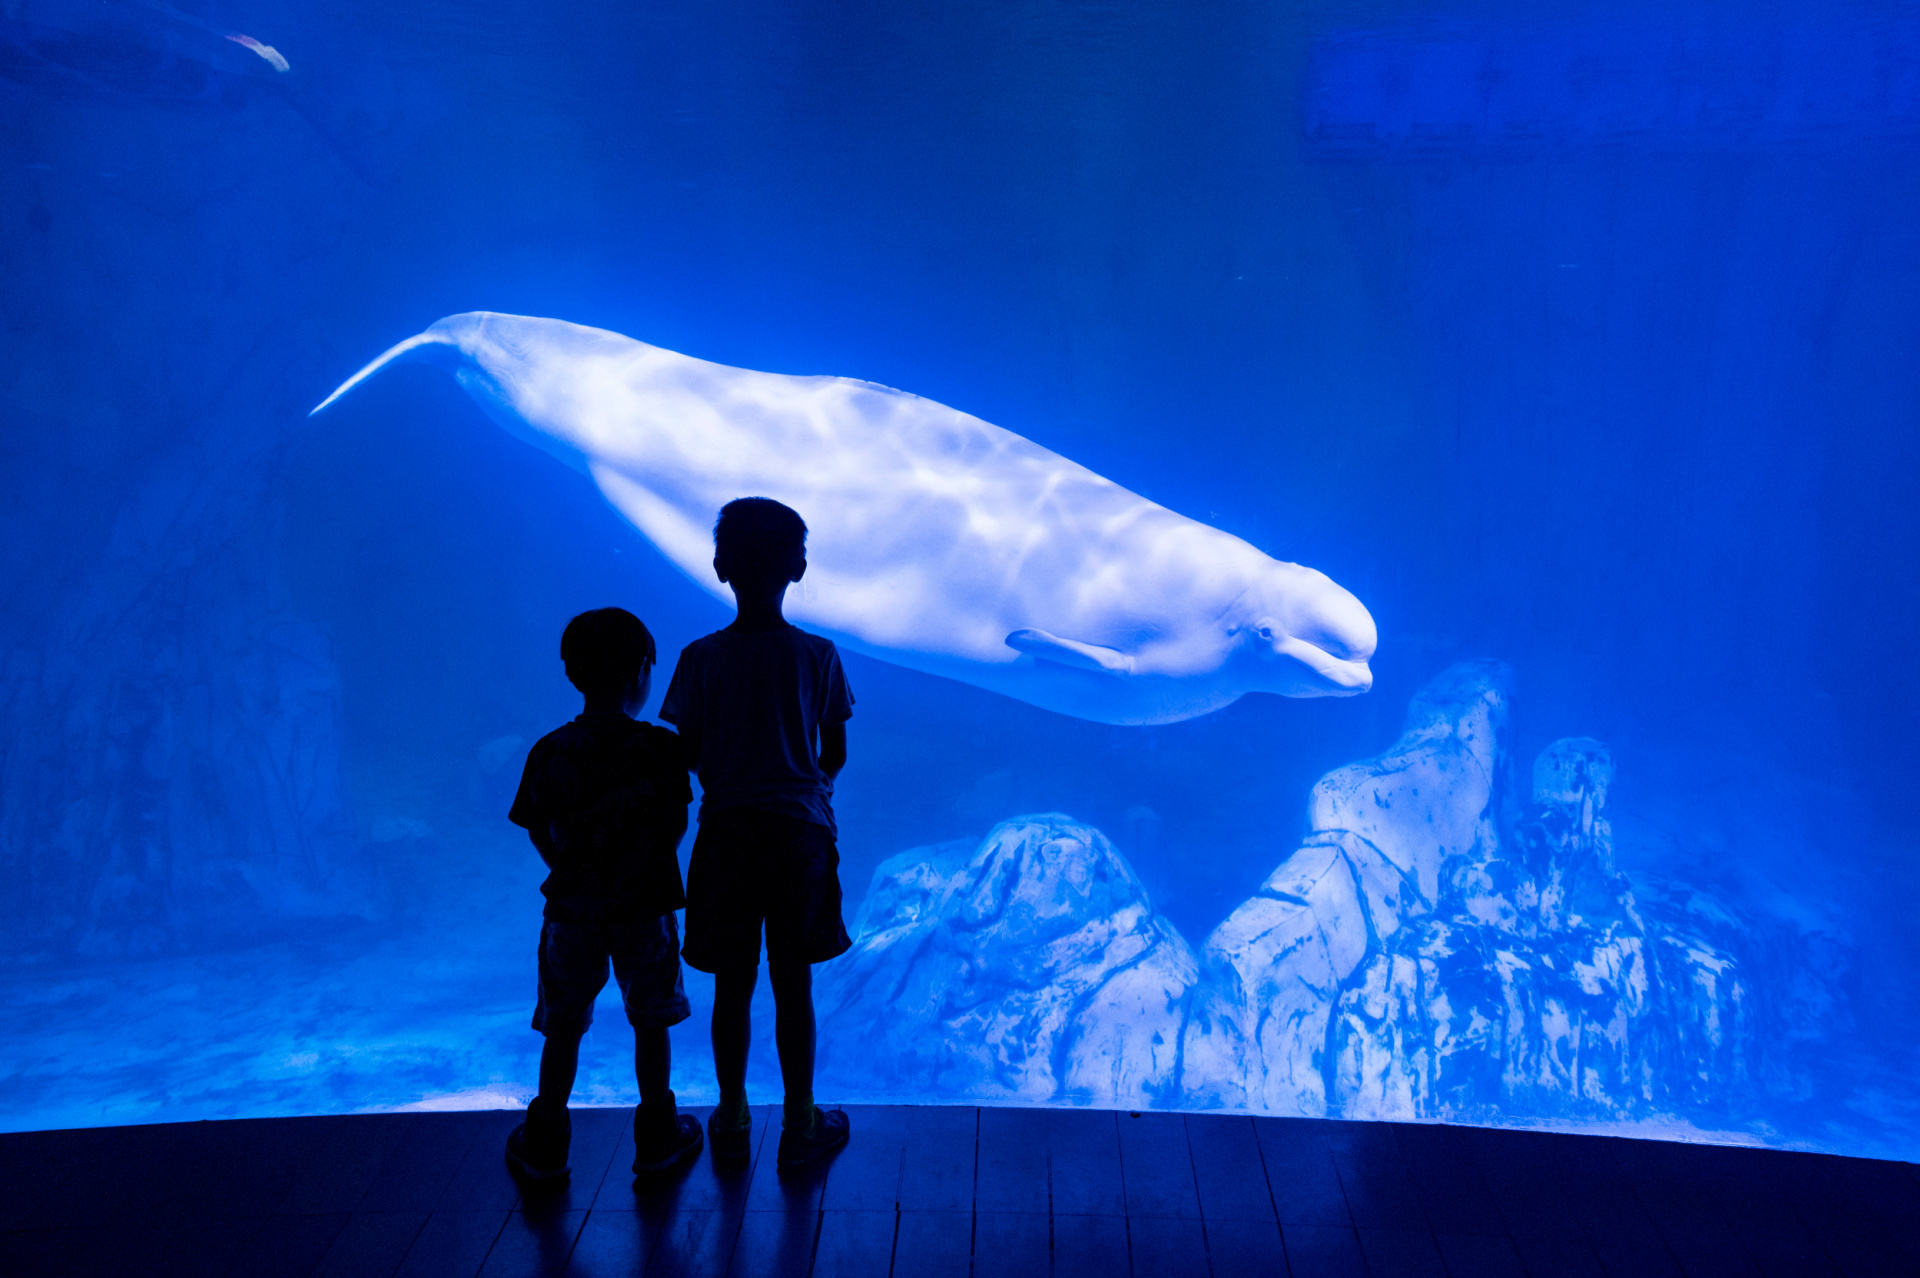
1257, 624, 1275, 642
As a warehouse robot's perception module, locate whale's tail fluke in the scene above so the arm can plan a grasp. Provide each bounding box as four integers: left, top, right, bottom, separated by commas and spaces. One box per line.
309, 329, 461, 415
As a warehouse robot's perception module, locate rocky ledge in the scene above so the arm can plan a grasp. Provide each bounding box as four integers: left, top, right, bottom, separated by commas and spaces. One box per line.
817, 661, 1831, 1129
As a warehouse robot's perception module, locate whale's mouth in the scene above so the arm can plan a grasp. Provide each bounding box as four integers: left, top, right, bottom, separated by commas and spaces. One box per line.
1274, 636, 1373, 696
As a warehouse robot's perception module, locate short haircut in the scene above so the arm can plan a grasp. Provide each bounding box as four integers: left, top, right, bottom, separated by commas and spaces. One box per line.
560, 607, 656, 695
714, 497, 807, 577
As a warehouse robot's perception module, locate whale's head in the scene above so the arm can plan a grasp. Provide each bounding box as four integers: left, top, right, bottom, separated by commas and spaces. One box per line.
1236, 562, 1377, 698
309, 311, 630, 475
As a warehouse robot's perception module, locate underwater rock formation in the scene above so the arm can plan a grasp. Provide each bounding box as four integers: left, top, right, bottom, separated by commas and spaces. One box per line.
1180, 659, 1511, 1115
1322, 734, 1757, 1124
815, 815, 1196, 1105
822, 660, 1815, 1127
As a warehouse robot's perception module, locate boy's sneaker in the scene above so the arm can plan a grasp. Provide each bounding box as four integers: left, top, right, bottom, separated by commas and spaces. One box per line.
505, 1097, 572, 1185
775, 1106, 849, 1174
707, 1099, 753, 1165
632, 1093, 703, 1175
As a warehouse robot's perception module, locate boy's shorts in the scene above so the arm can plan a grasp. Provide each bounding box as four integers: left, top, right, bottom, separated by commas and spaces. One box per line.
682, 807, 853, 973
532, 911, 692, 1037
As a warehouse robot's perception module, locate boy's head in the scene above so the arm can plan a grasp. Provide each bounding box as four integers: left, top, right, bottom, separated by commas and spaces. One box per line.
713, 497, 808, 591
560, 607, 656, 703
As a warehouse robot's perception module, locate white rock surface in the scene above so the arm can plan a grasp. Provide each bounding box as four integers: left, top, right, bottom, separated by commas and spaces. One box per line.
816, 815, 1196, 1105
1325, 731, 1760, 1124
817, 660, 1812, 1132
1179, 659, 1511, 1114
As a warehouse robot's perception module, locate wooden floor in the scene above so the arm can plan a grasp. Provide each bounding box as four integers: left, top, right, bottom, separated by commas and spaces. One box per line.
1, 1104, 1917, 1276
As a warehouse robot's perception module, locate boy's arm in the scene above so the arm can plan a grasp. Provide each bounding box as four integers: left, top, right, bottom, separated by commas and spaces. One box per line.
526, 825, 560, 870
508, 744, 558, 868
817, 643, 852, 781
818, 720, 846, 780
657, 650, 699, 774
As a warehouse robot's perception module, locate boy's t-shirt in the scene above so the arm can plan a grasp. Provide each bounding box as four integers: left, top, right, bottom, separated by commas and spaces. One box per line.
659, 624, 853, 832
508, 713, 692, 921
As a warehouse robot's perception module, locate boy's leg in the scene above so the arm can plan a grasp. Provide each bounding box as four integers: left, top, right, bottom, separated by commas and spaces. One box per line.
705, 966, 758, 1162
759, 815, 851, 1171
537, 1032, 583, 1109
768, 961, 816, 1131
612, 913, 701, 1174
631, 1023, 704, 1172
508, 918, 609, 1183
711, 965, 758, 1108
634, 1025, 670, 1107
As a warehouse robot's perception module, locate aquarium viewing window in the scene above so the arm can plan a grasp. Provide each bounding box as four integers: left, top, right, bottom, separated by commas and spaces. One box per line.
2, 0, 1917, 1166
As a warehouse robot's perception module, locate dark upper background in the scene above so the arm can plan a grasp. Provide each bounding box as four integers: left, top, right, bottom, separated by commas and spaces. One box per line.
2, 0, 1916, 1058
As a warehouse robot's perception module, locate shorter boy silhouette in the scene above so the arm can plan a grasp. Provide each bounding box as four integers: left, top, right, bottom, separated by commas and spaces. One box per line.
504, 607, 704, 1184
661, 497, 854, 1173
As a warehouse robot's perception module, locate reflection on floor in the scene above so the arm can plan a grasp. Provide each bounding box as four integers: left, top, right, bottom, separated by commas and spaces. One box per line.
1, 1104, 1916, 1276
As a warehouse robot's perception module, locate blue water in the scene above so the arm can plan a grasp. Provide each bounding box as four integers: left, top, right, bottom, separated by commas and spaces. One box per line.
3, 0, 1918, 1160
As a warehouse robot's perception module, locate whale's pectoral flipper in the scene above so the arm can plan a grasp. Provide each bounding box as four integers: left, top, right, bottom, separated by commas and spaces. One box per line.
1006, 629, 1136, 675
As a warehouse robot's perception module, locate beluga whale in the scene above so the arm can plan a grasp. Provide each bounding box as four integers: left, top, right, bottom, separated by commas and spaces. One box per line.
312, 312, 1376, 725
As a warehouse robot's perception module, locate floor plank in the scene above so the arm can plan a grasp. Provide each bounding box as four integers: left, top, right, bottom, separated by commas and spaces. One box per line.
1184, 1115, 1274, 1224
1588, 1240, 1687, 1278
66, 1211, 263, 1278
1465, 1128, 1587, 1241
728, 1203, 820, 1277
896, 1106, 978, 1213
1356, 1226, 1444, 1278
288, 1115, 419, 1216
1433, 1231, 1527, 1278
819, 1105, 906, 1211
1508, 1234, 1609, 1278
1127, 1213, 1210, 1277
977, 1107, 1051, 1214
437, 1110, 525, 1214
1280, 1222, 1370, 1277
0, 1226, 86, 1275
394, 1208, 511, 1278
63, 1120, 190, 1226
643, 1207, 739, 1276
811, 1208, 897, 1278
365, 1113, 485, 1215
545, 1106, 630, 1212
1202, 1215, 1286, 1278
1254, 1118, 1353, 1229
1051, 1213, 1129, 1278
1392, 1122, 1504, 1237
1117, 1111, 1201, 1220
1322, 1123, 1426, 1233
1045, 1109, 1127, 1218
563, 1207, 660, 1276
311, 1210, 430, 1278
892, 1209, 972, 1278
973, 1210, 1050, 1277
221, 1211, 351, 1278
479, 1206, 589, 1277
